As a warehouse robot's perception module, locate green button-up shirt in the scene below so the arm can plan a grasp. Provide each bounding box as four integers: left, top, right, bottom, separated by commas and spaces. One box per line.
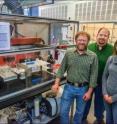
88, 43, 113, 84
56, 48, 98, 88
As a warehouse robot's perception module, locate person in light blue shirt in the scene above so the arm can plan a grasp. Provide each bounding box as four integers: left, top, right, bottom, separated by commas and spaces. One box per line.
102, 40, 117, 124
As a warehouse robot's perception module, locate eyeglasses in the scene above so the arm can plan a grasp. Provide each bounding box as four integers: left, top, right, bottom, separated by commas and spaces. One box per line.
76, 39, 88, 42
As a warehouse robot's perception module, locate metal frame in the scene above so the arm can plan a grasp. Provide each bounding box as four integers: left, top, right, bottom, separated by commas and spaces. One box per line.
0, 13, 79, 24
0, 13, 78, 110
0, 13, 79, 55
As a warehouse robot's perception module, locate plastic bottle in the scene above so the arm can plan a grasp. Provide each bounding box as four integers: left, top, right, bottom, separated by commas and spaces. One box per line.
34, 97, 40, 117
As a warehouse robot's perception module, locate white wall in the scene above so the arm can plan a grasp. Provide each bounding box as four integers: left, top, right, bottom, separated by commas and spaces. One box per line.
39, 1, 76, 20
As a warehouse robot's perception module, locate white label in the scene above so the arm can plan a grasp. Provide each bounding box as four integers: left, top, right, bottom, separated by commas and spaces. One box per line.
0, 22, 10, 50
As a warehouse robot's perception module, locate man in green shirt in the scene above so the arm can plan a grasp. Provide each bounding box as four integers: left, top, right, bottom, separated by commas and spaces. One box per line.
52, 31, 98, 124
83, 27, 113, 124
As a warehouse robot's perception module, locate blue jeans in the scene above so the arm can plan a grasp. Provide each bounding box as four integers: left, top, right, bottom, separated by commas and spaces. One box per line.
60, 84, 88, 124
104, 101, 117, 124
83, 84, 105, 121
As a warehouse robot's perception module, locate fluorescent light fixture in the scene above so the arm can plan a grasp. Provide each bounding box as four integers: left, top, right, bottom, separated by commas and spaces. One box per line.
20, 0, 54, 7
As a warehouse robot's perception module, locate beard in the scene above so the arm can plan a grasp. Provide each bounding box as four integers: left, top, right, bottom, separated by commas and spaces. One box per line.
98, 38, 107, 46
76, 44, 87, 51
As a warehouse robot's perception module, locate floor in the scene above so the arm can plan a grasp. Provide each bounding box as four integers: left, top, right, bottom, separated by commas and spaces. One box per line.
86, 96, 106, 124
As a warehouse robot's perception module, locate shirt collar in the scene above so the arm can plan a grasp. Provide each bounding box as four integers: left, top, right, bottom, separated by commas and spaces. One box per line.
96, 43, 107, 51
74, 48, 89, 55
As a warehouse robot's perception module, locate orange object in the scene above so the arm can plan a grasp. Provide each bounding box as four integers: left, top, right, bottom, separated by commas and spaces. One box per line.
57, 45, 68, 49
0, 53, 35, 66
52, 64, 61, 69
52, 64, 61, 74
11, 37, 44, 45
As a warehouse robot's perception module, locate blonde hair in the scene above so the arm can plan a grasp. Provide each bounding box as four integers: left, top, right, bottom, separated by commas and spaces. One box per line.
97, 27, 110, 37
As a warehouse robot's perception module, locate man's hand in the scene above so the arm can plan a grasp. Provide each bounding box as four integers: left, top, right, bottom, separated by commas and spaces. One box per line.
83, 87, 93, 101
51, 78, 60, 93
83, 91, 92, 101
51, 83, 59, 93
